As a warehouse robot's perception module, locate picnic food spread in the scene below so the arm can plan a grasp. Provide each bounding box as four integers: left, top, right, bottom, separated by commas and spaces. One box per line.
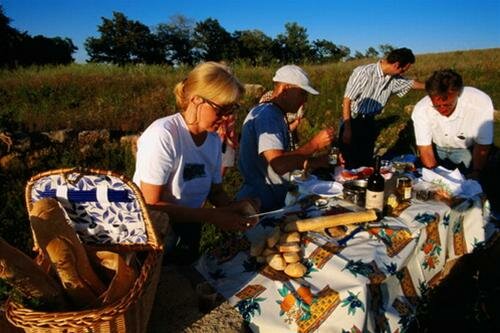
195, 158, 493, 333
249, 207, 378, 278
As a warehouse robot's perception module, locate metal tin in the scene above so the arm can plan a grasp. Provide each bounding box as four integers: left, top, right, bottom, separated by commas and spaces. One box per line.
343, 179, 368, 206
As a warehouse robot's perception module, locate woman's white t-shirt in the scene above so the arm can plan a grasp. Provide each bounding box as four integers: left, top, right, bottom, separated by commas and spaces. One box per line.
133, 113, 222, 208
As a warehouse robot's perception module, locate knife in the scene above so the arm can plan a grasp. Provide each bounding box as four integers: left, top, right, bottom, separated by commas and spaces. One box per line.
246, 204, 300, 218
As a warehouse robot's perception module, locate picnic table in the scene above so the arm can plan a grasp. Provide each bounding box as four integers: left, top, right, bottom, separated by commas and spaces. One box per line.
195, 176, 495, 332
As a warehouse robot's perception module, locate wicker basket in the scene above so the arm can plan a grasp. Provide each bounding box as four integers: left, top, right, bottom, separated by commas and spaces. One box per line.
5, 167, 163, 333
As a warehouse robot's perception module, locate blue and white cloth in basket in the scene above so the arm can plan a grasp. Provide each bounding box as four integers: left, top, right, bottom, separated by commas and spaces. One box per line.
30, 173, 147, 244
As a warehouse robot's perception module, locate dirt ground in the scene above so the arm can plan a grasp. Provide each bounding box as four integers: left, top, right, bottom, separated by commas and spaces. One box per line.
147, 265, 248, 333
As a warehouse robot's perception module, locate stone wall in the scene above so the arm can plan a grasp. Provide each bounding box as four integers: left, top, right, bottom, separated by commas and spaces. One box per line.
0, 129, 139, 172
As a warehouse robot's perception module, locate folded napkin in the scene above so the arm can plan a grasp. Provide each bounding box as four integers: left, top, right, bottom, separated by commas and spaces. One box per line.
421, 166, 482, 198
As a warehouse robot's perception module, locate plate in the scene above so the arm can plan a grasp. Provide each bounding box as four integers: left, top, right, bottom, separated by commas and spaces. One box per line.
308, 181, 344, 197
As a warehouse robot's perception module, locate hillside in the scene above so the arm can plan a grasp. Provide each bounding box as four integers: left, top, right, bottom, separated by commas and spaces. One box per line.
1, 48, 498, 135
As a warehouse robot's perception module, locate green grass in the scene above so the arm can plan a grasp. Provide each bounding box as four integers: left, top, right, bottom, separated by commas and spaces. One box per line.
1, 48, 498, 135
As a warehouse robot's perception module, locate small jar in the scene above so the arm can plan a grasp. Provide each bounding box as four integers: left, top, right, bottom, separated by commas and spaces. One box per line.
396, 176, 412, 202
328, 147, 339, 166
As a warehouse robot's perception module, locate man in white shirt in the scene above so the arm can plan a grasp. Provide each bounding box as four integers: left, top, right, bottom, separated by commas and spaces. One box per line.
412, 69, 494, 178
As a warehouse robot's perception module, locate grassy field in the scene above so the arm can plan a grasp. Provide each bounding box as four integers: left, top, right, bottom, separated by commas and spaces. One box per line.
1, 48, 499, 136
0, 48, 499, 253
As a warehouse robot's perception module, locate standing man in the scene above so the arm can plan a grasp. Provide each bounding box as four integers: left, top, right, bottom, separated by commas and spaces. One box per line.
411, 69, 494, 178
341, 48, 425, 168
237, 65, 335, 212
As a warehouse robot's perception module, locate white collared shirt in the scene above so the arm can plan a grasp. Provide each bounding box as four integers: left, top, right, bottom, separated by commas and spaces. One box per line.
412, 87, 494, 149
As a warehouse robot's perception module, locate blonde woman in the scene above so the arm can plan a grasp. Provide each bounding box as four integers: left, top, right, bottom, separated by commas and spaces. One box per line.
133, 62, 258, 263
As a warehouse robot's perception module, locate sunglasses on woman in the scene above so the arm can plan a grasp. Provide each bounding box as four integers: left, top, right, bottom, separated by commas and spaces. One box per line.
201, 97, 239, 117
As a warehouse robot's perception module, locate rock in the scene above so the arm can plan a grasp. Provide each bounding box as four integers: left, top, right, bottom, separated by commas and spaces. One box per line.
12, 133, 31, 153
78, 130, 110, 146
42, 129, 74, 144
79, 144, 92, 155
0, 132, 13, 156
404, 104, 414, 115
26, 148, 54, 169
244, 84, 265, 100
120, 134, 140, 158
0, 153, 23, 171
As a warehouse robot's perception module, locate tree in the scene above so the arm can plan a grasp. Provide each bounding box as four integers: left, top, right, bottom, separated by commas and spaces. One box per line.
274, 22, 311, 63
1, 6, 77, 67
353, 51, 365, 59
0, 6, 23, 67
311, 39, 351, 63
19, 35, 77, 65
85, 12, 163, 65
193, 18, 235, 61
156, 15, 197, 66
365, 47, 379, 58
233, 29, 273, 65
378, 44, 395, 57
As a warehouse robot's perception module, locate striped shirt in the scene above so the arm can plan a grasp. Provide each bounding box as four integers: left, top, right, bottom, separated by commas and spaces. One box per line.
344, 61, 413, 118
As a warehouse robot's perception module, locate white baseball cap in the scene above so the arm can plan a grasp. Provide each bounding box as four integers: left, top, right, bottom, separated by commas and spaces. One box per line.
272, 65, 319, 95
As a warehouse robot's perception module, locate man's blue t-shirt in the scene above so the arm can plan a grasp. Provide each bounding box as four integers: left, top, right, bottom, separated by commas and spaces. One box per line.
236, 103, 291, 212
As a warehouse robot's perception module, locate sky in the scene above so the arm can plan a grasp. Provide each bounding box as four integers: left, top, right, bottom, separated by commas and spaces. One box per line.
2, 0, 499, 63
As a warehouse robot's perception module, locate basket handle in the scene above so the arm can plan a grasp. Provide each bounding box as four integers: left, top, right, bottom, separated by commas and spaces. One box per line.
62, 167, 88, 186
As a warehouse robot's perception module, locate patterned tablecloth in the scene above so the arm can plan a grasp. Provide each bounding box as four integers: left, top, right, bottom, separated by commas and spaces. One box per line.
196, 194, 495, 332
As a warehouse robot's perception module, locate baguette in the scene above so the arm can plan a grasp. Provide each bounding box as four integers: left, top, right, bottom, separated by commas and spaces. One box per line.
284, 209, 377, 232
29, 198, 107, 299
45, 238, 99, 308
0, 236, 66, 309
91, 251, 137, 305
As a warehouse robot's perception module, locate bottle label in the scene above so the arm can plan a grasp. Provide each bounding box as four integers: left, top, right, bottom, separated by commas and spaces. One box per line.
403, 187, 412, 200
365, 190, 384, 211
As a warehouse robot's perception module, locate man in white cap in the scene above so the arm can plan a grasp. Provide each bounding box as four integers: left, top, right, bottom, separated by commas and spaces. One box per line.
237, 65, 335, 212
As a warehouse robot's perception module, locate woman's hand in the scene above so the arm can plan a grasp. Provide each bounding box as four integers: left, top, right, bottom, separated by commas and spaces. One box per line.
208, 200, 260, 231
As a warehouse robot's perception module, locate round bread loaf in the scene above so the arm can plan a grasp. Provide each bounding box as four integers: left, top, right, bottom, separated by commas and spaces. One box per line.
280, 231, 301, 243
283, 251, 300, 263
266, 254, 286, 271
278, 242, 300, 253
284, 262, 307, 278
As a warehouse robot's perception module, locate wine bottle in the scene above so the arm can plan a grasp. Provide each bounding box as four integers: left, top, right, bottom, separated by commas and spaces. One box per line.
365, 155, 385, 216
